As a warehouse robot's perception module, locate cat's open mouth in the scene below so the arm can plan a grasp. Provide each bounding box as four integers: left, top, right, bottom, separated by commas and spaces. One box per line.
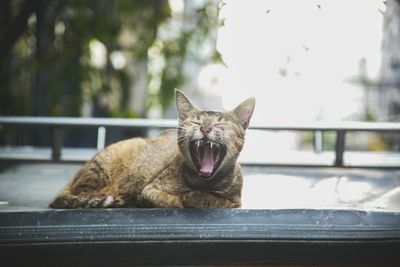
189, 139, 226, 178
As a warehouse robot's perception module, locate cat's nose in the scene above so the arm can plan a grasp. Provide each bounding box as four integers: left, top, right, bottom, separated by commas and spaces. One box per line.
200, 126, 212, 136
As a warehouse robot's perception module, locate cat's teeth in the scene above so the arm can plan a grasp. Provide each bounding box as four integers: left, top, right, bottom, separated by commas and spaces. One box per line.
210, 142, 213, 148
197, 140, 200, 147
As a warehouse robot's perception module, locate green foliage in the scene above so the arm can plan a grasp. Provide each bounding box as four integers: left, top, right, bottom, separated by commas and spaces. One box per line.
364, 105, 377, 122
0, 0, 220, 118
149, 0, 221, 114
301, 131, 336, 151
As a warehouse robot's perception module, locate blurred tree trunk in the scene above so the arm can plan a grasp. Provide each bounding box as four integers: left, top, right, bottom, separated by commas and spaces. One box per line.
380, 0, 400, 121
0, 0, 12, 115
128, 60, 148, 117
127, 0, 164, 118
0, 1, 45, 65
0, 0, 46, 115
31, 2, 56, 146
62, 12, 83, 118
380, 0, 400, 150
33, 3, 54, 116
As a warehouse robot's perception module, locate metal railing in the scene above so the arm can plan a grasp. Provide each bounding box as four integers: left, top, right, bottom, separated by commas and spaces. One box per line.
0, 116, 400, 168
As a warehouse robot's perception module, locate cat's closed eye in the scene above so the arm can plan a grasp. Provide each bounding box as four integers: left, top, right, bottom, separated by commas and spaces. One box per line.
190, 120, 201, 125
214, 123, 226, 130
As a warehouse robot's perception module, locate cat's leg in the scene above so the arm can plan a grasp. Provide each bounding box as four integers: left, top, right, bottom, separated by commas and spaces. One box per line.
182, 191, 241, 208
141, 183, 183, 208
50, 160, 119, 208
86, 194, 126, 208
49, 193, 89, 208
137, 166, 185, 208
49, 192, 105, 208
50, 190, 127, 208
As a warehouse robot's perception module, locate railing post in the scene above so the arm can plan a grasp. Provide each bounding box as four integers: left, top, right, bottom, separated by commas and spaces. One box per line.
314, 130, 322, 154
51, 127, 62, 161
97, 126, 106, 151
334, 130, 346, 167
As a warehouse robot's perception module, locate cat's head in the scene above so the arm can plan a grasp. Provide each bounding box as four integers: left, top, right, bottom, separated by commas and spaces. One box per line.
175, 89, 255, 179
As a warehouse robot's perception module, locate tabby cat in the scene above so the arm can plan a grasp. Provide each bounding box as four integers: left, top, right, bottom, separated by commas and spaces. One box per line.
50, 90, 255, 208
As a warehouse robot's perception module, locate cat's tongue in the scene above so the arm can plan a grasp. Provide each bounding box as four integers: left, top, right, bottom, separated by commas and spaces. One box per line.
199, 146, 214, 177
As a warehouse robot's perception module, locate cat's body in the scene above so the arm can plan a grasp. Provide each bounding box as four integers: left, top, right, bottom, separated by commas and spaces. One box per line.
50, 90, 255, 209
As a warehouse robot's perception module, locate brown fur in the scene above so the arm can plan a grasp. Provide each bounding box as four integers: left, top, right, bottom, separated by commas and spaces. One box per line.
50, 90, 255, 208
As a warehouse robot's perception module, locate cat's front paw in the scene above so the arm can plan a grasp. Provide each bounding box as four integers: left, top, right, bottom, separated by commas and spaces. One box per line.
182, 191, 207, 208
50, 195, 83, 208
86, 195, 125, 208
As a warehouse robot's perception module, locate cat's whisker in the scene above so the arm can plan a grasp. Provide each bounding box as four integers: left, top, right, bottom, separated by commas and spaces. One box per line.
177, 136, 189, 141
227, 138, 243, 154
177, 136, 190, 143
177, 127, 192, 133
229, 138, 244, 148
224, 142, 240, 156
177, 127, 191, 133
159, 129, 178, 135
230, 135, 244, 143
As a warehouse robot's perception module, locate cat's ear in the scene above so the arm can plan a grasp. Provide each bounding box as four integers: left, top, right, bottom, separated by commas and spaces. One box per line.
175, 89, 198, 121
232, 97, 256, 129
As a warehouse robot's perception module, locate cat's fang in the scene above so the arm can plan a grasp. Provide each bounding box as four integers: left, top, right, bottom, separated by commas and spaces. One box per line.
189, 138, 227, 179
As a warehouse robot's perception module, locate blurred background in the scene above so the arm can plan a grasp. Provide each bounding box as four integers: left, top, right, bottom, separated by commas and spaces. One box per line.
0, 0, 399, 154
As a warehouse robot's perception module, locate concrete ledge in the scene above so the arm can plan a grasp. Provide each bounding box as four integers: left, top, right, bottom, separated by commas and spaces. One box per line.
0, 209, 399, 266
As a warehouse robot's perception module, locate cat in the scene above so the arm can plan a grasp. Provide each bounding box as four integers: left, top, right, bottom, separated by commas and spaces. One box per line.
49, 89, 255, 208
